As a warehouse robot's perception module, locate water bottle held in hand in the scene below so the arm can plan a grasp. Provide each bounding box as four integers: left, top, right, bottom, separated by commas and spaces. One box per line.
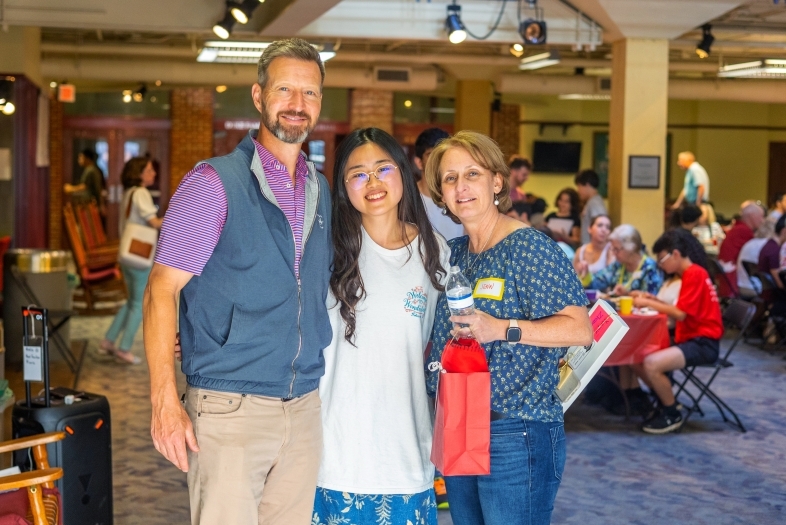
446, 266, 475, 325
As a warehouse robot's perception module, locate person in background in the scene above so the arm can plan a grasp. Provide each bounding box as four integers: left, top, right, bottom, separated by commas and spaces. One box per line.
575, 169, 607, 245
588, 224, 663, 296
632, 230, 723, 434
758, 213, 786, 290
693, 202, 725, 252
718, 201, 765, 296
315, 128, 448, 525
671, 151, 710, 210
507, 156, 531, 203
98, 157, 161, 364
424, 130, 592, 525
545, 188, 581, 246
64, 148, 106, 212
413, 127, 463, 241
767, 192, 786, 224
505, 201, 532, 225
737, 221, 773, 298
574, 214, 615, 285
669, 205, 710, 273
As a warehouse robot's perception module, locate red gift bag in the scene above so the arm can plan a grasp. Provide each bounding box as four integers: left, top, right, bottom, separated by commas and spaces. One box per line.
430, 338, 491, 476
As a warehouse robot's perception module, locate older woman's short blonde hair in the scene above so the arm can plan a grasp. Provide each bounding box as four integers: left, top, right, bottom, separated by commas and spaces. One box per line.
609, 224, 642, 253
423, 131, 511, 224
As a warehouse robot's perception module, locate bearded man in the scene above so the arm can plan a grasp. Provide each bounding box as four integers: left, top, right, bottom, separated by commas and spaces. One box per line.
143, 38, 332, 525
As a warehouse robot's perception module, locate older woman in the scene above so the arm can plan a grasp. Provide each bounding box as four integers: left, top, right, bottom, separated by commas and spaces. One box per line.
589, 224, 663, 296
423, 131, 592, 525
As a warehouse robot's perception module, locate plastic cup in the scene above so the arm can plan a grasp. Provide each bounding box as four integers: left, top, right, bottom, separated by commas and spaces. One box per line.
585, 289, 598, 302
619, 296, 633, 315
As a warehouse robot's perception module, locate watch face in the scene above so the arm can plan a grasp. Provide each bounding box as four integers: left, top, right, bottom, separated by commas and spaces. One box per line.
507, 327, 522, 342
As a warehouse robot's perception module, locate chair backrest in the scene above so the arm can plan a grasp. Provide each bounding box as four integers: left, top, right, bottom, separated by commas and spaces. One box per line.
720, 299, 756, 361
87, 201, 108, 245
63, 203, 88, 271
707, 257, 739, 299
76, 204, 99, 250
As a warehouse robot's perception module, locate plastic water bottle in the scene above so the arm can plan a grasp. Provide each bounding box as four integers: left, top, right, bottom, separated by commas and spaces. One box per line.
445, 266, 475, 318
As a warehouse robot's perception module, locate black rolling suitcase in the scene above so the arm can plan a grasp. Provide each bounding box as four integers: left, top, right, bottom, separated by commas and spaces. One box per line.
12, 306, 114, 525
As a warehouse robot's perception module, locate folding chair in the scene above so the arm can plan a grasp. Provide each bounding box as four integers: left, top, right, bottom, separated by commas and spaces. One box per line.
674, 299, 756, 432
706, 257, 739, 306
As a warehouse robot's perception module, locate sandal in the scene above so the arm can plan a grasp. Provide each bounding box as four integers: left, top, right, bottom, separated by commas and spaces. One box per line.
114, 349, 142, 365
96, 341, 117, 356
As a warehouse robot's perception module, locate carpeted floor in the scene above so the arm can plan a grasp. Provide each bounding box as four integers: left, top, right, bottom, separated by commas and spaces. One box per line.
9, 316, 785, 524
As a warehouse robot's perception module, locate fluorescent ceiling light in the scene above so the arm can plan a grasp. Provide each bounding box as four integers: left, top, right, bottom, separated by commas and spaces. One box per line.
197, 41, 335, 64
558, 94, 610, 101
204, 40, 271, 49
519, 50, 560, 71
718, 59, 786, 78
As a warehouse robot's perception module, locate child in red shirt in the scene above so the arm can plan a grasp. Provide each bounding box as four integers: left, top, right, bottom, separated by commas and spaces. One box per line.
631, 229, 724, 434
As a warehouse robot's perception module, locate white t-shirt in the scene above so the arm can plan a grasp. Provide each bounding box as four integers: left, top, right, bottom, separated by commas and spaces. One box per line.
119, 186, 158, 236
318, 228, 450, 494
737, 237, 768, 294
421, 193, 464, 241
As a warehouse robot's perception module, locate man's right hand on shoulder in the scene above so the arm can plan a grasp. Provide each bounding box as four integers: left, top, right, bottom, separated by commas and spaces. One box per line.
151, 394, 199, 472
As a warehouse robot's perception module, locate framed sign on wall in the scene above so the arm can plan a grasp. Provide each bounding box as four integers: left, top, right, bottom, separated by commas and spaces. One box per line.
628, 155, 660, 189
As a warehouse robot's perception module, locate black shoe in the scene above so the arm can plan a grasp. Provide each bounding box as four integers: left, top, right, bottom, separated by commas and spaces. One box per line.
627, 390, 655, 417
642, 410, 683, 434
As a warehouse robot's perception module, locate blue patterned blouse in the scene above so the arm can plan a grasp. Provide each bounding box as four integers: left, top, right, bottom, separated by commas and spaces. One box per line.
426, 228, 589, 423
588, 256, 663, 295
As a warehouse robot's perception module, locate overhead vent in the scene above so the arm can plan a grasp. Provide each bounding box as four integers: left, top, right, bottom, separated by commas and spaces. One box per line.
374, 67, 411, 83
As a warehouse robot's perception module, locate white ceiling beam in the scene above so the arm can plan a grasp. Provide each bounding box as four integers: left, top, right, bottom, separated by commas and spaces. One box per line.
255, 0, 345, 37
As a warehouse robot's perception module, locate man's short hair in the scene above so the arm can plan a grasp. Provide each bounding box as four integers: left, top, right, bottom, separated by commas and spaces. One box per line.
777, 214, 786, 236
681, 204, 702, 224
574, 169, 600, 188
530, 197, 547, 216
509, 157, 532, 171
414, 128, 450, 160
510, 201, 531, 217
257, 38, 325, 90
772, 192, 785, 206
652, 229, 690, 258
80, 148, 97, 162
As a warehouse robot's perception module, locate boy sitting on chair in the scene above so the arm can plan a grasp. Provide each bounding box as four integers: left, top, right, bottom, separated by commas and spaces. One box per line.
631, 229, 724, 434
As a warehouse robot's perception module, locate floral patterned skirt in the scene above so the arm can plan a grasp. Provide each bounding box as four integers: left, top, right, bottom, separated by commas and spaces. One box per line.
312, 486, 437, 525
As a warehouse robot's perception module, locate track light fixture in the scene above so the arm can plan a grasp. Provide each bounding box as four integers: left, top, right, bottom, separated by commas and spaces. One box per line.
520, 19, 547, 45
231, 0, 259, 24
696, 24, 714, 59
509, 43, 525, 57
133, 85, 147, 103
213, 10, 235, 40
445, 3, 467, 45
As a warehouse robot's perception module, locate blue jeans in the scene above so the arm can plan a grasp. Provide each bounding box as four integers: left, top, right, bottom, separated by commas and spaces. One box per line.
105, 263, 151, 351
445, 418, 566, 525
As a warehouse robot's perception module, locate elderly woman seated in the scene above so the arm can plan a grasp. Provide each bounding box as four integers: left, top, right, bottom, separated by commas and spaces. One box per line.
588, 224, 663, 296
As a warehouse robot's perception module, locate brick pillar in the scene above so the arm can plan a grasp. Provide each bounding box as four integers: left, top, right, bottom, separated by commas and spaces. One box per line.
170, 88, 213, 195
349, 89, 393, 134
48, 98, 64, 249
491, 103, 520, 160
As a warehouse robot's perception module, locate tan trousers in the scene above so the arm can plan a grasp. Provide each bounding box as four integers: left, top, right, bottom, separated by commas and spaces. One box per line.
184, 386, 322, 525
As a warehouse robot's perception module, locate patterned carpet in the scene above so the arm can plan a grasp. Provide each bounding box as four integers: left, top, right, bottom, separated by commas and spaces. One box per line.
19, 317, 785, 524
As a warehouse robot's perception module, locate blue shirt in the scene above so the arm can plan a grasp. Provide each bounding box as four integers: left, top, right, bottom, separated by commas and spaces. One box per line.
589, 256, 663, 295
683, 162, 710, 204
426, 228, 588, 423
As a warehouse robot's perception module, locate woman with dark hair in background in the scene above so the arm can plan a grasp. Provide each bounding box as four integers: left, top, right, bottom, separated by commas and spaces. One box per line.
574, 214, 615, 285
99, 157, 162, 364
314, 128, 449, 525
545, 187, 581, 246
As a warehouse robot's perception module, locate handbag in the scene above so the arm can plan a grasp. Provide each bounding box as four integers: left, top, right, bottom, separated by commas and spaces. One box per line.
118, 188, 158, 269
430, 337, 491, 476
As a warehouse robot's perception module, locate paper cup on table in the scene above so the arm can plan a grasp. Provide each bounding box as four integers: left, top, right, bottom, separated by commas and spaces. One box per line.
585, 289, 598, 302
619, 296, 633, 315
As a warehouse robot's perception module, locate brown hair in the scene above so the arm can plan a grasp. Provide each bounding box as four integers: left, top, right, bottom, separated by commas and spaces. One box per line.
257, 38, 325, 90
424, 131, 511, 224
121, 157, 150, 189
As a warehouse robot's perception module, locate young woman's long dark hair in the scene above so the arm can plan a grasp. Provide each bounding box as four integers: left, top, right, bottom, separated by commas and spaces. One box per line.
330, 127, 446, 344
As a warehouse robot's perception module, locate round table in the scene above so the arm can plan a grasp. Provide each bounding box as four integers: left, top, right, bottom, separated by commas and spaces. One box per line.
604, 312, 671, 366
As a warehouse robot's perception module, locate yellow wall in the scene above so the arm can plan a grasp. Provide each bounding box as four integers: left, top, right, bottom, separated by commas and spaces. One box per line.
508, 95, 786, 219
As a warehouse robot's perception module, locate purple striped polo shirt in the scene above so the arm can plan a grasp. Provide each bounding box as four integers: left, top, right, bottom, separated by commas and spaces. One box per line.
155, 138, 309, 277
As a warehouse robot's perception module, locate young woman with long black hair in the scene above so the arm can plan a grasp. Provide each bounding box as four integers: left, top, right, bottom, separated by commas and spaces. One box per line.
312, 128, 449, 525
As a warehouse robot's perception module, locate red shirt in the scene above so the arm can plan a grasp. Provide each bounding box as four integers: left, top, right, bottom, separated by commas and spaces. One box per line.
718, 221, 754, 265
675, 264, 724, 343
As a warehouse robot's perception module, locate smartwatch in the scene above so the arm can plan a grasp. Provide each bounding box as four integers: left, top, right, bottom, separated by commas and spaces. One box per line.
506, 319, 522, 343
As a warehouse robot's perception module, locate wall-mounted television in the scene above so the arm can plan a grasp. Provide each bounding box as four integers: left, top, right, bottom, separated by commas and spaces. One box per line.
532, 141, 582, 173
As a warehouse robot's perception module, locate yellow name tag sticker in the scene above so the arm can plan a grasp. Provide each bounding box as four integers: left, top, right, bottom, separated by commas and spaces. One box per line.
473, 278, 505, 300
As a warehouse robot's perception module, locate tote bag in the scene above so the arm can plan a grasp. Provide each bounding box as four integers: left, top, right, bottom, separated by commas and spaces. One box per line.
118, 188, 158, 269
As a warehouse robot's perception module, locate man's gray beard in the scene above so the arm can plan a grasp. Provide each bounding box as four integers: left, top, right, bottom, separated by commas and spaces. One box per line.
262, 108, 313, 144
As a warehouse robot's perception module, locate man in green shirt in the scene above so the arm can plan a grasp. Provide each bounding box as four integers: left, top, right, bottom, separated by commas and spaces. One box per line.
64, 149, 105, 209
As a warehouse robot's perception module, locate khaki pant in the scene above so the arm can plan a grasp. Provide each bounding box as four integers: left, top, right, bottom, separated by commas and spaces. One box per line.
184, 386, 322, 525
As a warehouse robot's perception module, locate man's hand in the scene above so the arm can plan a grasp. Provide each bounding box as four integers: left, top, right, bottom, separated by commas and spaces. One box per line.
151, 396, 199, 472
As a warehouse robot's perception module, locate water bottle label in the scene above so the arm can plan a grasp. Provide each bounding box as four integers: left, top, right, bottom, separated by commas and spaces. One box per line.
447, 294, 474, 310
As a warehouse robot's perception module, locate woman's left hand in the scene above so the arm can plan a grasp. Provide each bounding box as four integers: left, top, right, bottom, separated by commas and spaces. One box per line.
450, 310, 508, 344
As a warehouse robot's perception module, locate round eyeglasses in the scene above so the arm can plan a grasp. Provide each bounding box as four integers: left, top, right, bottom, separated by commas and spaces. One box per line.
345, 164, 399, 191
